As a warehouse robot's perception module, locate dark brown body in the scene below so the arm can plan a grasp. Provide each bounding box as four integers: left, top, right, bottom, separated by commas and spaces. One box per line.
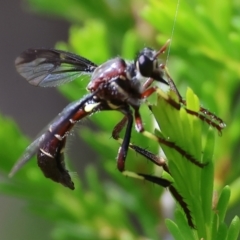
36, 95, 97, 189
35, 57, 144, 188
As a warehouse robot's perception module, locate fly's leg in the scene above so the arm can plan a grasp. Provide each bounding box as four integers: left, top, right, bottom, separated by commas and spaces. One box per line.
140, 87, 206, 168
112, 108, 171, 188
112, 116, 195, 228
161, 64, 226, 133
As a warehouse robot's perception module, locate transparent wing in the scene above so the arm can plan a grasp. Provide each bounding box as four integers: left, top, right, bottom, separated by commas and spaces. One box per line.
8, 135, 43, 177
15, 48, 98, 87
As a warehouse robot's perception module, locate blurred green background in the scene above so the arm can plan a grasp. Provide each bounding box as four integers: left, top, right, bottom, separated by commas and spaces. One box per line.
0, 0, 240, 239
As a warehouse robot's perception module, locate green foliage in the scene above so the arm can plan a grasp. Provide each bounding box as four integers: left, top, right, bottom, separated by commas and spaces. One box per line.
1, 0, 240, 239
142, 1, 240, 208
25, 0, 136, 52
153, 88, 239, 239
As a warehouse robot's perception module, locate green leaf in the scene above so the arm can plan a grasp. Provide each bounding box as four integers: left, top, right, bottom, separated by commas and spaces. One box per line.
174, 209, 196, 240
201, 129, 215, 226
226, 216, 240, 240
217, 186, 231, 223
215, 222, 228, 240
165, 219, 185, 240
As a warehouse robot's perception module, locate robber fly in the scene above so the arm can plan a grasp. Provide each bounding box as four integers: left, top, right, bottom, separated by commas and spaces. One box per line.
9, 40, 174, 189
9, 40, 225, 228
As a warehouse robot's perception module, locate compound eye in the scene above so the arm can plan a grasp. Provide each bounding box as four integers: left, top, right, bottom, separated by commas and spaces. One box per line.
137, 55, 153, 77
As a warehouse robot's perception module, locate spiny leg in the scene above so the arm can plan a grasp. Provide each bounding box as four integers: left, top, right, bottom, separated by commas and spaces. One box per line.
141, 60, 225, 133
112, 105, 196, 227
112, 112, 166, 168
112, 118, 195, 228
113, 104, 205, 169
149, 42, 223, 130
128, 143, 195, 228
161, 64, 226, 133
140, 128, 206, 168
115, 110, 133, 171
112, 109, 171, 188
140, 88, 206, 168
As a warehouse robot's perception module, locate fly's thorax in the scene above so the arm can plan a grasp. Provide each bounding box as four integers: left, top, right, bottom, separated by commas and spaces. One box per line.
87, 57, 127, 92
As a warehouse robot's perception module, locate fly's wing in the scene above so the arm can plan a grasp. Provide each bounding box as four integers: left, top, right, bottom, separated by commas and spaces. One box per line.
8, 135, 44, 178
15, 49, 98, 87
8, 101, 75, 178
9, 93, 97, 178
8, 102, 75, 178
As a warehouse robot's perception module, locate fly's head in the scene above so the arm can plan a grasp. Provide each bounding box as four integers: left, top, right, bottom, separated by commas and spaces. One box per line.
134, 46, 168, 85
135, 48, 159, 77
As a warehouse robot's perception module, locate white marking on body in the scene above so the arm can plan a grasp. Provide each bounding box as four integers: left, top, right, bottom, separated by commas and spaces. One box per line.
39, 148, 54, 158
54, 134, 63, 141
84, 102, 100, 112
48, 125, 53, 132
69, 118, 76, 124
